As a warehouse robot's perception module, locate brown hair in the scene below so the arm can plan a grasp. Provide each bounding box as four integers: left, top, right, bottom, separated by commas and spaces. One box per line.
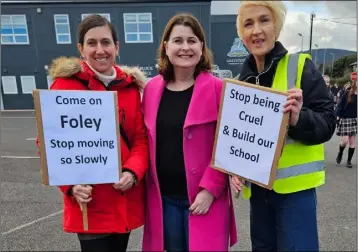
78, 14, 118, 45
157, 13, 213, 82
348, 80, 357, 103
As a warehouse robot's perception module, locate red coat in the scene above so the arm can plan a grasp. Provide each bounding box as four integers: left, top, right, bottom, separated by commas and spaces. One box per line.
36, 57, 149, 234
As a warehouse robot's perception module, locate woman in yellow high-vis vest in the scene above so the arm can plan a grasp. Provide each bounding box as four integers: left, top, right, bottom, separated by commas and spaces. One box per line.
231, 1, 336, 251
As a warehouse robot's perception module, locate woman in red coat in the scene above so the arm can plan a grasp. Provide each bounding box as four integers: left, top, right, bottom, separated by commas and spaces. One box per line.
36, 14, 148, 252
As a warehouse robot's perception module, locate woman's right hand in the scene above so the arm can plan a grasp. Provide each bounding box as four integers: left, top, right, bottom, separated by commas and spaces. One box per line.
72, 185, 93, 204
231, 176, 245, 193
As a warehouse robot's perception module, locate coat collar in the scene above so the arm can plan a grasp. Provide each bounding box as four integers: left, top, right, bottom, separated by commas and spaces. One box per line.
239, 41, 288, 81
146, 72, 218, 134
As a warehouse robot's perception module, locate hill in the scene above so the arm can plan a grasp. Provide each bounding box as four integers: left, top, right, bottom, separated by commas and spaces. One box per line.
298, 48, 356, 65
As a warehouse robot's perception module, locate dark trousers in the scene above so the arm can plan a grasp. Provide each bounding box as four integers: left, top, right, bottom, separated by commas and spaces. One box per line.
78, 233, 130, 252
162, 195, 190, 251
250, 184, 319, 252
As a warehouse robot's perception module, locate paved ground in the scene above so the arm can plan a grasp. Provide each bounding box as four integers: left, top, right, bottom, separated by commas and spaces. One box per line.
1, 111, 357, 251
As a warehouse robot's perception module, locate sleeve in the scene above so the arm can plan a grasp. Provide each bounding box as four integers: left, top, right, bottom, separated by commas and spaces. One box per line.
199, 78, 229, 199
122, 89, 149, 182
35, 78, 73, 196
287, 59, 336, 145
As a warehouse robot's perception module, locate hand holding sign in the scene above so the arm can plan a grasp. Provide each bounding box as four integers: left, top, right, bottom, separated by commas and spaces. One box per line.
72, 185, 93, 204
283, 88, 303, 127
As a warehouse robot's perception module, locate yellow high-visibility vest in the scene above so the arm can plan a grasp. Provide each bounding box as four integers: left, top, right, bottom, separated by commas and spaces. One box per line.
242, 53, 325, 199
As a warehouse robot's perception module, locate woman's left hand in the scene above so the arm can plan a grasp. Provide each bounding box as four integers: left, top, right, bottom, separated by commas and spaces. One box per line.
113, 171, 135, 191
189, 189, 214, 215
283, 88, 303, 127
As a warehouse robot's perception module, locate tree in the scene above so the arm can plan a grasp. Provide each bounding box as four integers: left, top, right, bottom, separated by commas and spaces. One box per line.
331, 54, 357, 78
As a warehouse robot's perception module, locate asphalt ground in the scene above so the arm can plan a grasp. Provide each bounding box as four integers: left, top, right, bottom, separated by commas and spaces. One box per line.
1, 111, 356, 251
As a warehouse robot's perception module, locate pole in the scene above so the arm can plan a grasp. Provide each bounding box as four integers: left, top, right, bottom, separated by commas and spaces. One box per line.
323, 48, 326, 75
314, 44, 318, 66
301, 36, 303, 52
315, 48, 318, 65
309, 12, 315, 54
331, 53, 335, 76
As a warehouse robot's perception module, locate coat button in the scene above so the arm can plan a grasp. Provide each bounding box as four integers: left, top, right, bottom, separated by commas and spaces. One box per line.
187, 133, 192, 139
191, 168, 197, 174
121, 192, 125, 196
125, 227, 129, 232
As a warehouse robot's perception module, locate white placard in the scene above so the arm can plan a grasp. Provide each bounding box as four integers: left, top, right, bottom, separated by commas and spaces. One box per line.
34, 90, 121, 186
212, 79, 289, 188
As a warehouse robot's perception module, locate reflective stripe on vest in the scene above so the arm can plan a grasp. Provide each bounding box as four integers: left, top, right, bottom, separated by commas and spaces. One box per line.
242, 53, 325, 199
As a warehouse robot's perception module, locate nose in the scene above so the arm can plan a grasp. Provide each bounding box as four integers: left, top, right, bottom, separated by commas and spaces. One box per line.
182, 41, 190, 50
96, 44, 105, 54
252, 22, 263, 35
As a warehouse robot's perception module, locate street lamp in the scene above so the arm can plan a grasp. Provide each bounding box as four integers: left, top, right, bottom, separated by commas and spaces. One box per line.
298, 33, 303, 52
323, 47, 327, 75
314, 44, 318, 66
330, 52, 335, 76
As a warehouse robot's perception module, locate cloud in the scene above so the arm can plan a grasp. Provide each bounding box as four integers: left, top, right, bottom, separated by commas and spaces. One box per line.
280, 10, 357, 53
211, 1, 357, 52
291, 1, 356, 17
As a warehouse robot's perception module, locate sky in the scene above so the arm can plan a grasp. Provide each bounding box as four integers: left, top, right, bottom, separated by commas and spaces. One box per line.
211, 1, 357, 53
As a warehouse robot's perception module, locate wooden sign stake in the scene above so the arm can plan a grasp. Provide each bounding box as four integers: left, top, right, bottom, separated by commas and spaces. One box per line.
80, 203, 88, 231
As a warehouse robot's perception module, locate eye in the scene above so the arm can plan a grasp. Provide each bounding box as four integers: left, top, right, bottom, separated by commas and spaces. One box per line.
244, 21, 253, 28
88, 40, 96, 46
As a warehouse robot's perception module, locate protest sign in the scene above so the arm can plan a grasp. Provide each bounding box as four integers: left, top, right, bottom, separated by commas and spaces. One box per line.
33, 90, 121, 186
211, 79, 289, 189
33, 89, 122, 231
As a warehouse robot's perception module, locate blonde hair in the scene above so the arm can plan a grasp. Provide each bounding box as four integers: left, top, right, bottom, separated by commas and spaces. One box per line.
236, 1, 287, 40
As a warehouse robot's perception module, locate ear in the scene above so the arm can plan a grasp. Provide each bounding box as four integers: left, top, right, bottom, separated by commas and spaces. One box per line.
164, 41, 168, 55
77, 43, 85, 59
115, 41, 120, 56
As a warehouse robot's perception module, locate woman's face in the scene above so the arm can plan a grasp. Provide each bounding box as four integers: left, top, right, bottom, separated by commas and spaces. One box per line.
240, 5, 276, 58
78, 25, 119, 75
165, 24, 203, 70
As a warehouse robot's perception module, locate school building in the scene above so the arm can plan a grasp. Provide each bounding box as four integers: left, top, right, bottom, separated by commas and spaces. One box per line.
1, 0, 246, 110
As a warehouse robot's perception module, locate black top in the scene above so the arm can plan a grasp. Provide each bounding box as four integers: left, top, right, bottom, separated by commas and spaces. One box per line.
239, 41, 336, 145
156, 85, 194, 200
336, 89, 357, 118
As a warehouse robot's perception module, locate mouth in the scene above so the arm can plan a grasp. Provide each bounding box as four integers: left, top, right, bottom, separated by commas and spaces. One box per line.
95, 57, 109, 62
253, 39, 265, 46
178, 55, 194, 59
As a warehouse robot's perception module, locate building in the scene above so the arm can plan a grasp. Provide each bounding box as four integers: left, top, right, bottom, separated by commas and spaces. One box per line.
2, 0, 219, 110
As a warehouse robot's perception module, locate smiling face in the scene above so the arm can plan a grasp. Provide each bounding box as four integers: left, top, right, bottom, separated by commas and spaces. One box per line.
241, 5, 276, 58
165, 24, 203, 70
78, 25, 119, 75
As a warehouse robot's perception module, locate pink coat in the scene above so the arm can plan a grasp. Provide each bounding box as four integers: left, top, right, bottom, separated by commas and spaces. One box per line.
141, 72, 238, 251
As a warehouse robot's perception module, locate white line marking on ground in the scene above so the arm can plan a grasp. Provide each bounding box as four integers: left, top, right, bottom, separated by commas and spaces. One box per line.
1, 210, 63, 235
1, 156, 39, 159
2, 117, 35, 119
26, 138, 36, 141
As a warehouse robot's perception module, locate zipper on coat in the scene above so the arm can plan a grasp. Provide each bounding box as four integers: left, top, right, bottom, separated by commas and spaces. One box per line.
243, 58, 278, 85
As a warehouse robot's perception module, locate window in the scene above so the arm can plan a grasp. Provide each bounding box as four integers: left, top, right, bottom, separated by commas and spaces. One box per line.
20, 76, 36, 94
54, 14, 71, 44
123, 13, 153, 43
1, 76, 18, 94
81, 13, 110, 22
1, 15, 29, 45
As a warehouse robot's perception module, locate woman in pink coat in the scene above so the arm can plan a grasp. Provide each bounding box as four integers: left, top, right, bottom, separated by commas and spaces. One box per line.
141, 13, 237, 251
